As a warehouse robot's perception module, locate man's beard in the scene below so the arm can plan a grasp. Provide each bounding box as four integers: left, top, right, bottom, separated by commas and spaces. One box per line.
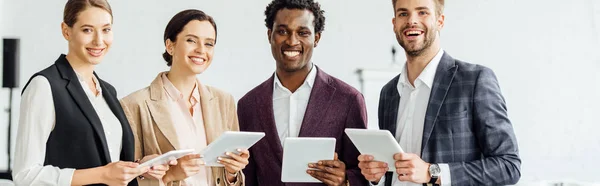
396, 27, 437, 57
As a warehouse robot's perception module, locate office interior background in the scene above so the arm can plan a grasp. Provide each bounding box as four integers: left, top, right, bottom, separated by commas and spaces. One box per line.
0, 0, 599, 185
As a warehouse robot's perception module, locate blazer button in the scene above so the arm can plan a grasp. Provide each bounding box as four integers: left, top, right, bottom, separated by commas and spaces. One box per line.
217, 178, 220, 184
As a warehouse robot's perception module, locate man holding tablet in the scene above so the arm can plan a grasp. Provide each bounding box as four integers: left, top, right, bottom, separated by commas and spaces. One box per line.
357, 0, 521, 186
237, 0, 368, 185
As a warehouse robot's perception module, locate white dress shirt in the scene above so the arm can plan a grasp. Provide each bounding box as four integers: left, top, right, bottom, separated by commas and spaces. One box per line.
273, 64, 317, 144
13, 73, 123, 186
373, 49, 451, 186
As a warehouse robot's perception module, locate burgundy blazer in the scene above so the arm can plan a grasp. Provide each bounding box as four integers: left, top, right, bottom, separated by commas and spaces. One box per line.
237, 66, 368, 186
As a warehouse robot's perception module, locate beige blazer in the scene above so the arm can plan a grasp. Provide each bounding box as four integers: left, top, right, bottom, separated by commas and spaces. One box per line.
120, 72, 244, 186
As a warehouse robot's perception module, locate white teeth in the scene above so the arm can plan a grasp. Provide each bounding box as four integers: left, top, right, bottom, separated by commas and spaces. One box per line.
88, 49, 102, 53
283, 51, 300, 57
190, 57, 205, 63
405, 31, 422, 36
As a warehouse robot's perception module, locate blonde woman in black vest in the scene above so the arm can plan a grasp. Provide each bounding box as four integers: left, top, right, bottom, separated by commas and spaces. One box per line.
12, 0, 173, 185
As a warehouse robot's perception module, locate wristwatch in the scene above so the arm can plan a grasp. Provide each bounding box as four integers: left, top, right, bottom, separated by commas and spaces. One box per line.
428, 163, 441, 185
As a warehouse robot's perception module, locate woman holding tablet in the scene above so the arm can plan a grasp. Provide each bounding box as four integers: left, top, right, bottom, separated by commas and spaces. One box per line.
120, 9, 250, 186
12, 0, 171, 185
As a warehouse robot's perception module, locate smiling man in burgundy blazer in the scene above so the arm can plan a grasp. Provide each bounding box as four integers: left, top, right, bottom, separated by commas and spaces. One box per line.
237, 0, 368, 186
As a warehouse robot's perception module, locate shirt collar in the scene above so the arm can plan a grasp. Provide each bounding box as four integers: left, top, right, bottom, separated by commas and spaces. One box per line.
273, 63, 318, 91
74, 71, 102, 95
398, 49, 444, 89
161, 73, 200, 104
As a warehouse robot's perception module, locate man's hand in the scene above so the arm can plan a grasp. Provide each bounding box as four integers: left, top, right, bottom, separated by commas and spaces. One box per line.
357, 154, 388, 183
307, 153, 347, 186
393, 153, 430, 184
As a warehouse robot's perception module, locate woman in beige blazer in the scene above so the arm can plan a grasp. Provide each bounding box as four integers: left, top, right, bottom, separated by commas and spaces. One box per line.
120, 9, 249, 186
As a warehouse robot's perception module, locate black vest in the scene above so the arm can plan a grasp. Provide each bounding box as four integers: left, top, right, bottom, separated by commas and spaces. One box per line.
22, 54, 137, 186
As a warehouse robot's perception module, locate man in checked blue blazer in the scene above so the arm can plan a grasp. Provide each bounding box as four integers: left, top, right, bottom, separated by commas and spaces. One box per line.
357, 0, 521, 186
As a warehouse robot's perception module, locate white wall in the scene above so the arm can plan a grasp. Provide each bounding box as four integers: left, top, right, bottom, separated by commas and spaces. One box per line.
0, 0, 5, 172
442, 0, 600, 183
1, 0, 599, 183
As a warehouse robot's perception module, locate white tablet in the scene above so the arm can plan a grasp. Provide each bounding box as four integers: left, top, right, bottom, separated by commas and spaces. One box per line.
345, 129, 404, 170
199, 131, 265, 167
139, 149, 195, 167
281, 137, 336, 183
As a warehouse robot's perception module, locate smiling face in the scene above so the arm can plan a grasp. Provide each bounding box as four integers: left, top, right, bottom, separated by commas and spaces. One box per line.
268, 8, 321, 73
62, 7, 113, 65
166, 20, 216, 75
392, 0, 444, 56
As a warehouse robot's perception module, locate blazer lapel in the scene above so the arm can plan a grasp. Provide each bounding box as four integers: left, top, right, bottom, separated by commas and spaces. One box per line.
146, 73, 181, 150
256, 75, 284, 162
298, 67, 335, 137
421, 53, 457, 153
98, 75, 135, 161
383, 75, 401, 137
198, 83, 220, 144
56, 56, 111, 163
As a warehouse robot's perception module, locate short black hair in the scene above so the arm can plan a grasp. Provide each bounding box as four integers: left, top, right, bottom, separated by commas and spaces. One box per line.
162, 9, 217, 66
264, 0, 325, 33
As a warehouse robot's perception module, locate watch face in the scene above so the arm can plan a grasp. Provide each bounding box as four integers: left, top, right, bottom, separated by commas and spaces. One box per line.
429, 164, 441, 175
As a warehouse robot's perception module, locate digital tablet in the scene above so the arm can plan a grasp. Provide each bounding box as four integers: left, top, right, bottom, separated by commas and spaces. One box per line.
281, 137, 336, 183
139, 149, 195, 167
345, 129, 404, 170
199, 131, 265, 167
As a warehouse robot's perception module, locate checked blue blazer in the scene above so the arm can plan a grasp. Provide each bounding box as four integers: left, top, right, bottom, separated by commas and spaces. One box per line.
378, 52, 521, 186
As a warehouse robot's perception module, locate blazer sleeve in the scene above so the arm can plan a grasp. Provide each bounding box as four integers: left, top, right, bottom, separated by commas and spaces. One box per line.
343, 92, 369, 185
226, 94, 240, 132
119, 99, 144, 162
237, 99, 259, 186
121, 99, 158, 186
224, 93, 245, 186
447, 67, 521, 185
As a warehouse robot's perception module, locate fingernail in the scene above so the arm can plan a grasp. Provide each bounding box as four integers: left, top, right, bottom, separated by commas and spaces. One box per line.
218, 157, 222, 160
307, 170, 312, 174
237, 149, 242, 152
225, 152, 231, 155
308, 163, 314, 168
318, 161, 323, 165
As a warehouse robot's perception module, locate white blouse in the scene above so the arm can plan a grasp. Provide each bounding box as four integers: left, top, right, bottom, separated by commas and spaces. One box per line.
12, 74, 123, 186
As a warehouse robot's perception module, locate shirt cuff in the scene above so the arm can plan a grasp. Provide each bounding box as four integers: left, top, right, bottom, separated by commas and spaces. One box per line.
60, 168, 75, 186
439, 163, 451, 186
224, 169, 239, 185
369, 175, 386, 186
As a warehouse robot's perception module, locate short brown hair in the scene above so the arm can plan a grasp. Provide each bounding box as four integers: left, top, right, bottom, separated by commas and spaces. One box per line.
392, 0, 444, 17
162, 9, 218, 66
63, 0, 113, 27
